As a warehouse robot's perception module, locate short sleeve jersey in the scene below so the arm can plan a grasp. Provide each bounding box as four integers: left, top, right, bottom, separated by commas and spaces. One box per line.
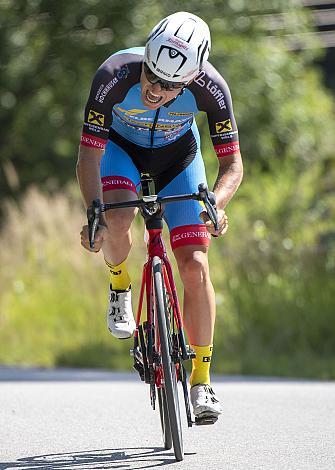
81, 47, 240, 158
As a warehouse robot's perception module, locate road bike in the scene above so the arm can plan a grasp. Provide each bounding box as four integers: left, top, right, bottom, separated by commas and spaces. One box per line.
87, 175, 218, 462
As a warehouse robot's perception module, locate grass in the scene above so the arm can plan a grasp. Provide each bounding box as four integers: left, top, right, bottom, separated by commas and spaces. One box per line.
0, 170, 334, 378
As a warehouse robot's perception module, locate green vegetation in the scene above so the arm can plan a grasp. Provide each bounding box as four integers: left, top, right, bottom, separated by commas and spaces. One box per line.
0, 1, 334, 377
0, 175, 334, 378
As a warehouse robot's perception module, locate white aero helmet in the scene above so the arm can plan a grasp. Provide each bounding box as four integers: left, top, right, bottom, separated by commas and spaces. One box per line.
144, 11, 211, 83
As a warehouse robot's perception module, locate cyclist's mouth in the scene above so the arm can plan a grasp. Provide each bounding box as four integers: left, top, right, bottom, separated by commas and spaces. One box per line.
145, 90, 162, 104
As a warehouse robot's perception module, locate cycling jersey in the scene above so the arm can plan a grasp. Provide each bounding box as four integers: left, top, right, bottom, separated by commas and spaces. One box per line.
100, 121, 211, 250
81, 47, 240, 158
81, 47, 240, 249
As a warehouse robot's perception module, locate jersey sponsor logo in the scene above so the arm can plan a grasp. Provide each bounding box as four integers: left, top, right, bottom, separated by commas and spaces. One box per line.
215, 119, 232, 133
116, 64, 130, 80
88, 110, 105, 126
168, 112, 193, 116
96, 65, 130, 103
101, 176, 137, 193
194, 71, 226, 110
115, 110, 185, 124
97, 77, 118, 103
84, 122, 109, 134
95, 84, 105, 101
170, 224, 211, 249
116, 112, 183, 131
116, 107, 149, 115
211, 130, 238, 140
172, 231, 211, 242
214, 141, 240, 157
194, 70, 206, 87
80, 133, 106, 149
164, 128, 181, 141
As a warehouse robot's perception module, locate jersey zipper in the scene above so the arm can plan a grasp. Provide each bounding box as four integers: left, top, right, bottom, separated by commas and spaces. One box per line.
150, 108, 160, 148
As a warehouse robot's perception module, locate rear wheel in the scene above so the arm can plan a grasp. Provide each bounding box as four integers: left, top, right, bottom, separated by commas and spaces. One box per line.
153, 256, 183, 462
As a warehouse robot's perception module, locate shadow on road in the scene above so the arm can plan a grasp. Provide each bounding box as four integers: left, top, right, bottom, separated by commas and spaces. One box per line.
0, 446, 192, 469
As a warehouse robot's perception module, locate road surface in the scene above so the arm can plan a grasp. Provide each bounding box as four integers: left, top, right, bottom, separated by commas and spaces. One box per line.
0, 367, 334, 469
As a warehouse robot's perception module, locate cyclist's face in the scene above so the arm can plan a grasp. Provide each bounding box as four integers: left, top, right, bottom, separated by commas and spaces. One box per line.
140, 64, 185, 110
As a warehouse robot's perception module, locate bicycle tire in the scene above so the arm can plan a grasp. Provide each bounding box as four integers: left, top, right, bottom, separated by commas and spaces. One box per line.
157, 387, 172, 450
153, 256, 183, 461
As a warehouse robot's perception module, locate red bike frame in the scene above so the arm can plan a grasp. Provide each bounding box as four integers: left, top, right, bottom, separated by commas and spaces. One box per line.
134, 227, 184, 388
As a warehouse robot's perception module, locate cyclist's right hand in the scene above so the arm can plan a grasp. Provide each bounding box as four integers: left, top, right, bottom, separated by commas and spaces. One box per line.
80, 224, 108, 252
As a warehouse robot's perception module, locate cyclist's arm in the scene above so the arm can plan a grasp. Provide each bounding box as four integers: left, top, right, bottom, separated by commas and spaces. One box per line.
212, 152, 243, 210
77, 53, 140, 211
77, 145, 108, 251
189, 62, 243, 210
76, 145, 105, 211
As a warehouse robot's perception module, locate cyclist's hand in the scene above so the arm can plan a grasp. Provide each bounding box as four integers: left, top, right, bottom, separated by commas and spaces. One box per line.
200, 209, 228, 236
80, 224, 108, 252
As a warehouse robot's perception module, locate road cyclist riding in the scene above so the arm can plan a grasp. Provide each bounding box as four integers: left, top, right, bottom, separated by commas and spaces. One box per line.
88, 178, 219, 461
77, 10, 243, 460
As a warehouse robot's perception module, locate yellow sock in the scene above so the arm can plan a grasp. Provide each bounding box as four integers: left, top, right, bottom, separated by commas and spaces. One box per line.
190, 345, 213, 386
105, 259, 131, 291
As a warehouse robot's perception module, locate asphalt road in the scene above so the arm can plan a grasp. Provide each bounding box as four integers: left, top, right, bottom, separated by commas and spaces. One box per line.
0, 367, 334, 469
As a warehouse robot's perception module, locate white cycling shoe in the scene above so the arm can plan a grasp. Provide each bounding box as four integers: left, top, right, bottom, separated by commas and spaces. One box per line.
107, 287, 136, 339
190, 384, 223, 424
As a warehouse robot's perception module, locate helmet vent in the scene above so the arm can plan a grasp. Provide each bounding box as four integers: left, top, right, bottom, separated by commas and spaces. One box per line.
148, 18, 168, 41
174, 18, 197, 43
199, 40, 209, 68
197, 39, 204, 63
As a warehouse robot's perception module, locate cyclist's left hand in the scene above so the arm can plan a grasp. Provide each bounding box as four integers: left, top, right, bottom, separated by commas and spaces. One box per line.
200, 209, 228, 236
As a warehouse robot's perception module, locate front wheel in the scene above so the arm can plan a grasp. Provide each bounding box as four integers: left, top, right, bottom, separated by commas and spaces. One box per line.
153, 256, 183, 462
157, 387, 172, 450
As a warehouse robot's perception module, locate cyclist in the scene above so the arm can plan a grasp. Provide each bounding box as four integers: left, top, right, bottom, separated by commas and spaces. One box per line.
77, 11, 243, 422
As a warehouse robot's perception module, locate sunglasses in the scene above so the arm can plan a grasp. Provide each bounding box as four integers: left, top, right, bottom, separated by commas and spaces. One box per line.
143, 62, 185, 91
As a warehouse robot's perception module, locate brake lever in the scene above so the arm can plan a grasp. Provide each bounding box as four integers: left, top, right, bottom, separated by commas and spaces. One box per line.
87, 199, 102, 249
198, 183, 219, 235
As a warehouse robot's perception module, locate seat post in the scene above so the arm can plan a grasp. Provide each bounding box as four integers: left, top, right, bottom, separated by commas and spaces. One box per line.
140, 173, 153, 197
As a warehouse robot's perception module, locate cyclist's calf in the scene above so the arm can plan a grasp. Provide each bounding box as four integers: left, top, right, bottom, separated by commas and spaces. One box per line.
174, 246, 215, 345
102, 207, 136, 265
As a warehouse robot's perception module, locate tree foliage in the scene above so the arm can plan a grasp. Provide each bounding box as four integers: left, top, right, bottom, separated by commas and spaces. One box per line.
1, 0, 334, 197
0, 0, 334, 375
0, 0, 137, 196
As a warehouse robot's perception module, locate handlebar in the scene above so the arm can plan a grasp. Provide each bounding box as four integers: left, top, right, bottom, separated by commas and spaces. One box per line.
87, 183, 218, 249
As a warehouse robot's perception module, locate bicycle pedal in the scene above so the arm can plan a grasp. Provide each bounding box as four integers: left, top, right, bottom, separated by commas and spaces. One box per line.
194, 414, 218, 426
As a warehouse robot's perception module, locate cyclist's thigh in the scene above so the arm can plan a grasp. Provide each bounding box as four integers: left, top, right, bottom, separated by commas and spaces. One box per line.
158, 125, 211, 251
101, 138, 141, 204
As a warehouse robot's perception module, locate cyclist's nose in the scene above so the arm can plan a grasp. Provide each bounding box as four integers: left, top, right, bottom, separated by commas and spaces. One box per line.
150, 83, 163, 93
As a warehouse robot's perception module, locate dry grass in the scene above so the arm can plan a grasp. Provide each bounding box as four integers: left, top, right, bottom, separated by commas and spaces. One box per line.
1, 176, 334, 377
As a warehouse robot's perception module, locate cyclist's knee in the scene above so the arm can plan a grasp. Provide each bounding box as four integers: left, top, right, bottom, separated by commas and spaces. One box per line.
103, 189, 137, 233
105, 207, 136, 233
175, 248, 210, 288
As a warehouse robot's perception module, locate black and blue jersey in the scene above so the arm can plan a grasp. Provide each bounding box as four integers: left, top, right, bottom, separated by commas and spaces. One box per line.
81, 47, 240, 159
